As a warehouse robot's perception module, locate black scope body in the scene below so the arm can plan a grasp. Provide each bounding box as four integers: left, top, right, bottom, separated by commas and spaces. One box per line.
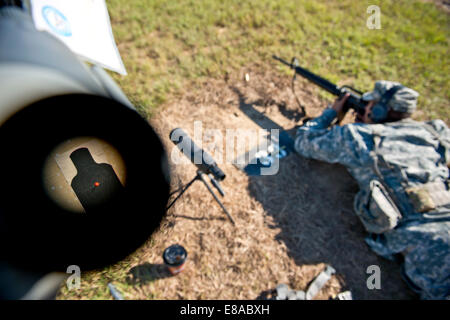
170, 128, 226, 181
0, 7, 170, 275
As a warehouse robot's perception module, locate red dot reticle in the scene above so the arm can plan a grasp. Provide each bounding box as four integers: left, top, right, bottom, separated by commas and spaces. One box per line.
94, 182, 100, 187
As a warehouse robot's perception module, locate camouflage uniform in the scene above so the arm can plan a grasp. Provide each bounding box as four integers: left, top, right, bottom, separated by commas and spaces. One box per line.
294, 83, 450, 299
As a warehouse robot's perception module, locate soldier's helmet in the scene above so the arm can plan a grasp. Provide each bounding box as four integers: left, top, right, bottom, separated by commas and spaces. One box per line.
362, 80, 419, 114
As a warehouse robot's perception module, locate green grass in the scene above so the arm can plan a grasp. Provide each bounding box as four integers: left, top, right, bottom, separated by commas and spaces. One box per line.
106, 0, 449, 122
58, 243, 156, 300
58, 0, 449, 300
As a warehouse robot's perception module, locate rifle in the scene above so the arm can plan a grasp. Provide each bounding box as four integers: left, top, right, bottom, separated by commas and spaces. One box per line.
273, 55, 368, 121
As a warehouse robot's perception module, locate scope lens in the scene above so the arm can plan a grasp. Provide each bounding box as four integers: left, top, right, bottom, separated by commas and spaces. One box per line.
0, 94, 170, 272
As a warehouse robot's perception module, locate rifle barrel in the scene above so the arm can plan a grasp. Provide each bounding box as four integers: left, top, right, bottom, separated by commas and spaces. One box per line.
272, 55, 292, 68
292, 67, 341, 96
273, 55, 367, 114
273, 55, 340, 96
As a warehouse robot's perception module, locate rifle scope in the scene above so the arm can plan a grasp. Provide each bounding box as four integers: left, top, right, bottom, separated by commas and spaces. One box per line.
0, 7, 170, 274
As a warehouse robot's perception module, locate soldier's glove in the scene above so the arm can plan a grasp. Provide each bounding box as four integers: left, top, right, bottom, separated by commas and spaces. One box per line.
332, 93, 350, 124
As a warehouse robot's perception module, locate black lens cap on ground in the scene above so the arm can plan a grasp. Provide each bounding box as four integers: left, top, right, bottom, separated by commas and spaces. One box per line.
163, 245, 187, 267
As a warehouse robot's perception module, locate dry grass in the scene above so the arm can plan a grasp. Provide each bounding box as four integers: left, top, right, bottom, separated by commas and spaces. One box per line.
58, 65, 416, 300
58, 0, 448, 300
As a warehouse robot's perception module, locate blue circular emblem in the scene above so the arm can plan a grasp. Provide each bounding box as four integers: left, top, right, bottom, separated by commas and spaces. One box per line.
42, 6, 72, 37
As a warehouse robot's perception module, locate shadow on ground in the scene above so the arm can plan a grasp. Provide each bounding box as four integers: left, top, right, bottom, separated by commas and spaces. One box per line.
127, 263, 172, 285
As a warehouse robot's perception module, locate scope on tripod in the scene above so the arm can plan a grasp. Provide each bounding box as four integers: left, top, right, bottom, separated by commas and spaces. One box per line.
168, 127, 235, 225
170, 127, 226, 181
0, 7, 170, 275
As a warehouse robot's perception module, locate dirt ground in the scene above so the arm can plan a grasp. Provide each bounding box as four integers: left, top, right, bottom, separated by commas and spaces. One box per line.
124, 64, 417, 300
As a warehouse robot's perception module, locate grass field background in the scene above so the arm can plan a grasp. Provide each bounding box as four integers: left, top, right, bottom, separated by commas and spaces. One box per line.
108, 0, 449, 121
59, 0, 448, 299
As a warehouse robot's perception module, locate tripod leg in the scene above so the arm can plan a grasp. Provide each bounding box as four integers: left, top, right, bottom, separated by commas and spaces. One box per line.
166, 175, 198, 211
197, 172, 235, 225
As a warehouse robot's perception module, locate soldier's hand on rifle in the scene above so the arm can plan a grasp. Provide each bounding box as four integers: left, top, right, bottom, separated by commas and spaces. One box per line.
332, 93, 350, 124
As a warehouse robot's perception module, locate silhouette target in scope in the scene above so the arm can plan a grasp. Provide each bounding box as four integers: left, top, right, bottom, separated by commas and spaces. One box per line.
70, 147, 124, 212
0, 94, 170, 272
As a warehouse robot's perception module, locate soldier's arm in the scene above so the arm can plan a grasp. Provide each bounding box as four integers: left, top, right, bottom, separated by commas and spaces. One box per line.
302, 108, 338, 130
301, 93, 350, 130
426, 119, 450, 168
294, 111, 371, 168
